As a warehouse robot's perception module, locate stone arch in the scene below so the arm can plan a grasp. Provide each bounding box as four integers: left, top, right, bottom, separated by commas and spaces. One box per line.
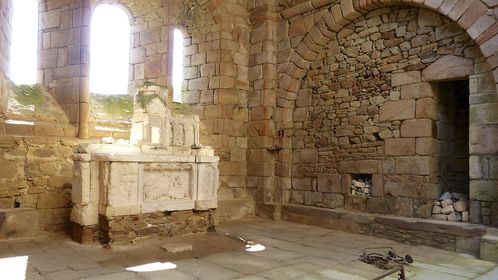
278, 0, 498, 105
279, 0, 498, 224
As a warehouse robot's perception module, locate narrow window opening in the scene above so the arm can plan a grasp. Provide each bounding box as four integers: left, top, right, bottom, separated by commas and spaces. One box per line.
10, 0, 38, 85
172, 29, 184, 103
89, 4, 131, 95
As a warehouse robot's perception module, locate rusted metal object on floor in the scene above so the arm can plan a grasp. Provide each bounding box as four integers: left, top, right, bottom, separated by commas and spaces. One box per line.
359, 247, 413, 279
372, 265, 405, 280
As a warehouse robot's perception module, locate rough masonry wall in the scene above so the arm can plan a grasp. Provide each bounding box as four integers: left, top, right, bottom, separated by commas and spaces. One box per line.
0, 0, 12, 113
0, 136, 78, 231
290, 6, 481, 218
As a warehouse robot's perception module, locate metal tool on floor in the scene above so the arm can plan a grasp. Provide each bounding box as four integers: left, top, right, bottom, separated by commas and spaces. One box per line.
359, 247, 414, 280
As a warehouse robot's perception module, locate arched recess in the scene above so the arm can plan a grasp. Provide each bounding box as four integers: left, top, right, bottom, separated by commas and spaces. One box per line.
276, 0, 498, 225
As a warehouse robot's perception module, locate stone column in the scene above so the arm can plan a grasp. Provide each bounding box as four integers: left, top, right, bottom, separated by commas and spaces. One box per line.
469, 59, 498, 225
39, 0, 92, 135
248, 3, 280, 218
0, 0, 12, 113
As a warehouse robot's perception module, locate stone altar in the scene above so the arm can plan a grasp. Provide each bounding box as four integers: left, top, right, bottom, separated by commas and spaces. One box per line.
71, 85, 219, 243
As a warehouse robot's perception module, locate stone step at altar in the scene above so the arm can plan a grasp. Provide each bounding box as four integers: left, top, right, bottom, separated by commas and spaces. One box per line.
480, 233, 498, 263
0, 208, 38, 240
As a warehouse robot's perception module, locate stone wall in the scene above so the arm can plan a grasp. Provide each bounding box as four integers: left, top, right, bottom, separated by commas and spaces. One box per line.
0, 136, 78, 231
39, 0, 91, 130
279, 3, 498, 224
0, 0, 12, 113
247, 2, 280, 211
181, 0, 250, 201
99, 210, 213, 244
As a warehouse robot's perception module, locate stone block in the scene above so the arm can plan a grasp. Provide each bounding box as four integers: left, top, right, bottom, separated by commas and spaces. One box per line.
367, 197, 390, 214
400, 119, 434, 137
456, 236, 481, 256
379, 100, 415, 122
455, 201, 468, 212
442, 205, 455, 215
470, 200, 481, 224
385, 138, 415, 156
470, 180, 498, 201
339, 160, 378, 174
422, 55, 473, 82
341, 174, 352, 195
442, 199, 454, 208
396, 156, 436, 175
418, 9, 442, 27
292, 177, 313, 191
384, 181, 425, 199
391, 71, 421, 87
345, 195, 367, 212
317, 174, 341, 193
323, 193, 344, 208
435, 23, 463, 41
481, 235, 498, 262
470, 125, 498, 155
401, 82, 435, 100
432, 206, 442, 214
388, 197, 414, 217
0, 159, 18, 178
416, 138, 438, 155
372, 174, 383, 197
416, 98, 437, 119
470, 103, 498, 125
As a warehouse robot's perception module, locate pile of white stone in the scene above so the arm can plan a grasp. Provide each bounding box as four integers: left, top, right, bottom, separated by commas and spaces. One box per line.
351, 178, 372, 197
432, 192, 469, 222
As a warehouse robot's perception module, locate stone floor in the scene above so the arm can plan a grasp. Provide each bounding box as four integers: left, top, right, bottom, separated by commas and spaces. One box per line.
0, 218, 497, 280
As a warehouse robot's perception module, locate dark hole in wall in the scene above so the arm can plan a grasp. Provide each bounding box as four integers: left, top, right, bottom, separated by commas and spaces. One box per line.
436, 80, 470, 196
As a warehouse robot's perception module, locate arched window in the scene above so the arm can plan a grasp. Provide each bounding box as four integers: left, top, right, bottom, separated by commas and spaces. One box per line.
10, 0, 38, 85
172, 29, 184, 103
89, 4, 131, 95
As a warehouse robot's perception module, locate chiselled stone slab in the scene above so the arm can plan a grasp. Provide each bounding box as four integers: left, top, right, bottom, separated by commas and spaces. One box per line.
422, 55, 473, 82
379, 100, 415, 121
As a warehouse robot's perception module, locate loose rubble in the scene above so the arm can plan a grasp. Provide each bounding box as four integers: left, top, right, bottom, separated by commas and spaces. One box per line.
432, 192, 469, 222
351, 178, 372, 197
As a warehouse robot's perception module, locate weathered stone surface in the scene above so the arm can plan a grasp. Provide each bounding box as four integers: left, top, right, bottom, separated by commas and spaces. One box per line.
400, 119, 434, 137
392, 71, 422, 87
396, 156, 436, 176
385, 138, 415, 156
481, 235, 498, 262
317, 174, 341, 193
379, 100, 415, 122
432, 206, 442, 214
0, 209, 38, 240
422, 55, 474, 82
401, 83, 435, 100
470, 180, 498, 201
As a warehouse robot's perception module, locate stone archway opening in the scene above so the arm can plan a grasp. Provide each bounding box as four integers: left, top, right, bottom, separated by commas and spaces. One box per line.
430, 79, 470, 222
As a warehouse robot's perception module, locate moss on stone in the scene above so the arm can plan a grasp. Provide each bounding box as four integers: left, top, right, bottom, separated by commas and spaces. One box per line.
91, 94, 134, 121
10, 84, 46, 112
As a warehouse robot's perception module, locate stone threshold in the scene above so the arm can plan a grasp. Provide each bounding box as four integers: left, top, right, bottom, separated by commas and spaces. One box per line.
279, 204, 498, 261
